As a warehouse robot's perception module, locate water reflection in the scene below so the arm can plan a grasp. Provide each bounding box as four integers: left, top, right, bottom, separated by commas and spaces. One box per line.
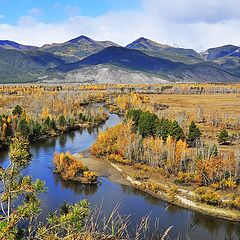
53, 173, 98, 196
0, 109, 238, 240
59, 134, 67, 148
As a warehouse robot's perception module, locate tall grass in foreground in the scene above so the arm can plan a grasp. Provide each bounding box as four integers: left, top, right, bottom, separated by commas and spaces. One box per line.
82, 203, 240, 240
81, 203, 178, 240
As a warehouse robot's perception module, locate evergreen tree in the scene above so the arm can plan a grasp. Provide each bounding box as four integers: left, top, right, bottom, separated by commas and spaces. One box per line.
138, 112, 157, 138
169, 120, 184, 141
187, 121, 201, 147
58, 115, 66, 128
126, 109, 142, 130
49, 118, 57, 130
17, 119, 30, 138
155, 118, 171, 141
218, 129, 229, 145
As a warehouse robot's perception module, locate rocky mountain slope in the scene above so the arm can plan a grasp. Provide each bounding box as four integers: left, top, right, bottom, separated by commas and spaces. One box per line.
0, 36, 239, 84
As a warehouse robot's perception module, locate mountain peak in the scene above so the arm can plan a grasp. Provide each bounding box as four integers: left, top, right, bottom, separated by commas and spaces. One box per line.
126, 37, 170, 51
67, 35, 94, 44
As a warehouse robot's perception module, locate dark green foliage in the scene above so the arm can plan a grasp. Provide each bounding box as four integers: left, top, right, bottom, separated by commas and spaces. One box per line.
58, 115, 66, 128
127, 109, 184, 140
187, 121, 201, 147
17, 119, 30, 138
67, 118, 75, 127
49, 118, 57, 130
155, 118, 172, 140
43, 116, 51, 129
218, 129, 229, 145
12, 105, 23, 117
29, 120, 42, 138
137, 111, 158, 138
126, 109, 143, 130
169, 120, 184, 141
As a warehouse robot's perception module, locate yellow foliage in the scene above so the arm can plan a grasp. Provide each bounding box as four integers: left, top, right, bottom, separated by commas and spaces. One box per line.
195, 187, 221, 206
53, 152, 85, 180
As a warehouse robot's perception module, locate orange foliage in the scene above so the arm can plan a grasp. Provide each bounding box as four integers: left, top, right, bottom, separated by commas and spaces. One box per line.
53, 152, 86, 180
91, 122, 134, 159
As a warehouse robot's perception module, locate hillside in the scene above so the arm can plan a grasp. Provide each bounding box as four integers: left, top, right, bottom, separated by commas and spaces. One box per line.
0, 40, 38, 51
0, 36, 240, 84
0, 47, 65, 83
41, 35, 119, 62
52, 46, 239, 83
202, 45, 240, 77
126, 37, 203, 64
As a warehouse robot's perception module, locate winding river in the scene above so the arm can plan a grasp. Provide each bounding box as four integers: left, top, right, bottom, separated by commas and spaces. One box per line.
0, 110, 239, 240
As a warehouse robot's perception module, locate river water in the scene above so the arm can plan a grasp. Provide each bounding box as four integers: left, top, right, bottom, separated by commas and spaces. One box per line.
0, 112, 239, 240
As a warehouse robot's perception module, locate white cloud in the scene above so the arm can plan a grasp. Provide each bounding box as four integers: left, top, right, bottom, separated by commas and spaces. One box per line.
29, 7, 43, 17
0, 0, 239, 50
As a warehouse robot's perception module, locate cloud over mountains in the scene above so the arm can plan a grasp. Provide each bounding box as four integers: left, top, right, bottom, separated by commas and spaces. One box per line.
0, 0, 239, 50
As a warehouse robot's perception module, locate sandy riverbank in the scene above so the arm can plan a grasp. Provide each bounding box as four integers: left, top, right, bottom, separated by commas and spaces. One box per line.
74, 150, 129, 186
74, 150, 240, 222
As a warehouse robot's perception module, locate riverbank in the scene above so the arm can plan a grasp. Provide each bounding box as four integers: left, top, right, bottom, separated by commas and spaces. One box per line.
0, 117, 108, 151
75, 151, 240, 222
74, 150, 129, 186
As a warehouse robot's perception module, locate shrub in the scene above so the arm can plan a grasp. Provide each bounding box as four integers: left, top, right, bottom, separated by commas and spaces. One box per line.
211, 179, 237, 190
167, 185, 178, 202
132, 170, 149, 181
53, 152, 85, 180
141, 182, 167, 194
81, 171, 98, 185
177, 172, 194, 184
195, 187, 221, 206
227, 196, 240, 210
108, 154, 132, 165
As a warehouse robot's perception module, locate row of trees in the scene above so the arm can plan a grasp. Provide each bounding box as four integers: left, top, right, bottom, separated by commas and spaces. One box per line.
0, 105, 108, 147
127, 109, 201, 146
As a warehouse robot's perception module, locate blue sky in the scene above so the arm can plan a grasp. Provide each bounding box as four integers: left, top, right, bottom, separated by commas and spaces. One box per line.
0, 0, 239, 50
0, 0, 141, 24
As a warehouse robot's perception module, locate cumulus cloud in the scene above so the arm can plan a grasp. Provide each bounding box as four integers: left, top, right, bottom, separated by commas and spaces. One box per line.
0, 0, 239, 50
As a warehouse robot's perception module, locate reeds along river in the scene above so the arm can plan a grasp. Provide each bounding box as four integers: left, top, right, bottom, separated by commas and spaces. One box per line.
0, 108, 239, 240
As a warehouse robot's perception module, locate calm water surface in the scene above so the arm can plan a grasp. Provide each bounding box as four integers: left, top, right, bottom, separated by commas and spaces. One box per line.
0, 112, 239, 239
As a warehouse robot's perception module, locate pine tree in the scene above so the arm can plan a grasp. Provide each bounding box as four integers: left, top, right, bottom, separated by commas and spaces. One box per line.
169, 120, 184, 141
187, 121, 201, 147
218, 129, 229, 145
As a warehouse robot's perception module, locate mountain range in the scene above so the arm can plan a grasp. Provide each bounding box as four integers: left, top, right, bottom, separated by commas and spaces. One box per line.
0, 36, 239, 84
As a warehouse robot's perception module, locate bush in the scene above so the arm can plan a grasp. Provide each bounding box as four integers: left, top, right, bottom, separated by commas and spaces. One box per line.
177, 172, 194, 184
132, 170, 149, 181
142, 182, 166, 194
195, 187, 221, 206
108, 154, 132, 165
81, 171, 98, 185
211, 179, 237, 190
227, 196, 240, 210
53, 152, 85, 180
218, 129, 229, 145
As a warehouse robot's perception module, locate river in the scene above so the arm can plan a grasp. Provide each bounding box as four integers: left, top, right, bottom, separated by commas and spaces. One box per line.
0, 111, 239, 240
